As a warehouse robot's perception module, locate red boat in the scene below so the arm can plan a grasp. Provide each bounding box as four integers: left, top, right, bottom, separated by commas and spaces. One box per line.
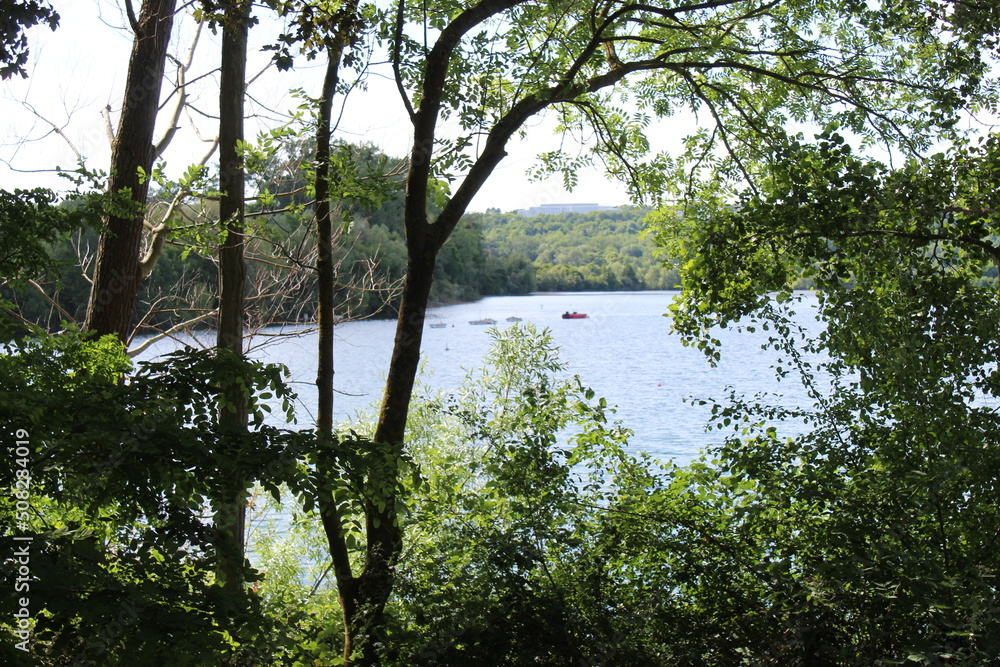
562, 311, 588, 319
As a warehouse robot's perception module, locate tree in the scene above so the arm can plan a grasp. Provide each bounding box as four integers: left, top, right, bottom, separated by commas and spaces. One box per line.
0, 0, 59, 79
213, 0, 253, 595
0, 328, 310, 663
262, 3, 412, 659
652, 129, 1000, 662
314, 38, 363, 662
352, 0, 993, 659
83, 0, 178, 343
280, 1, 372, 660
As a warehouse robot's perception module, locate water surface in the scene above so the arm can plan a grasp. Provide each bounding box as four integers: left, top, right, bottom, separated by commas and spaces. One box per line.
136, 291, 825, 464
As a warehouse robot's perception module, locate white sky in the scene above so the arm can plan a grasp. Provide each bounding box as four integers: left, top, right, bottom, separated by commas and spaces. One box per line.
11, 3, 979, 214
0, 1, 668, 213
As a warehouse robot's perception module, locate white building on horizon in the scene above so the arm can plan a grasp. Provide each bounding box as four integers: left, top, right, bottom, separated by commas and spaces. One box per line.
516, 203, 617, 217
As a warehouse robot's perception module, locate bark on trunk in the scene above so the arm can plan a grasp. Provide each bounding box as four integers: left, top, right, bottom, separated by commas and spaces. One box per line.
373, 252, 436, 447
315, 59, 339, 439
352, 251, 436, 666
83, 0, 176, 342
314, 41, 360, 663
214, 0, 250, 595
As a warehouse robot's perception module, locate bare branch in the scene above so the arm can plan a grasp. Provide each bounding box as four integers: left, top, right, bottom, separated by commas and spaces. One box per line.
393, 0, 416, 120
103, 104, 115, 144
128, 309, 218, 356
27, 279, 76, 323
155, 18, 204, 158
18, 101, 84, 163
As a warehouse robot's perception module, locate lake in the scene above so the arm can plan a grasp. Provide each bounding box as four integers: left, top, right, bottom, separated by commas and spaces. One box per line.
136, 291, 826, 465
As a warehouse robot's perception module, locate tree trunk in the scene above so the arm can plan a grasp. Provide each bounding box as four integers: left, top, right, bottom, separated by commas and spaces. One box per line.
315, 0, 378, 666
315, 48, 340, 442
334, 4, 549, 661
214, 0, 250, 595
373, 251, 436, 448
348, 250, 436, 665
83, 0, 176, 343
314, 39, 360, 663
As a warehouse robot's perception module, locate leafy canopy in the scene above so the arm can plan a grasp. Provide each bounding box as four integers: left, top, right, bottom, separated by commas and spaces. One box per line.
650, 123, 1000, 663
390, 0, 994, 212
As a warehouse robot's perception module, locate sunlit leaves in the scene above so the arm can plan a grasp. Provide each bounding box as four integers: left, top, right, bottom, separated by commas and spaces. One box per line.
392, 0, 988, 201
657, 129, 1000, 358
655, 117, 1000, 662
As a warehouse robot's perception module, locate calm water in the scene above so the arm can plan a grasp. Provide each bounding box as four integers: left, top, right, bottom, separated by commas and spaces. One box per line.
136, 291, 825, 465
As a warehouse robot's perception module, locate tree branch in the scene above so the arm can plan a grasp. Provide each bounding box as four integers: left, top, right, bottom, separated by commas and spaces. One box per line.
127, 308, 218, 356
124, 0, 142, 34
392, 0, 416, 121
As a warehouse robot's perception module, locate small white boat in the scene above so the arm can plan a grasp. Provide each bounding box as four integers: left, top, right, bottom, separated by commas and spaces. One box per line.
429, 322, 447, 328
469, 318, 497, 325
506, 316, 522, 322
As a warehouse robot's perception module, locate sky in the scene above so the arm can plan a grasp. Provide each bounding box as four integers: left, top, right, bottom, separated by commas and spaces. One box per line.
4, 3, 997, 217
0, 1, 679, 213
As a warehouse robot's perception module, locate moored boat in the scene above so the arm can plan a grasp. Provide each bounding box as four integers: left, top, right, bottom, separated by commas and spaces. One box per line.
429, 322, 447, 328
561, 311, 588, 319
469, 318, 497, 325
506, 316, 522, 322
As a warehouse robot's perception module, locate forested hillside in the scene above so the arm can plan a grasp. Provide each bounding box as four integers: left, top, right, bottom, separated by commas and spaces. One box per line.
0, 152, 521, 333
474, 207, 681, 291
3, 192, 674, 333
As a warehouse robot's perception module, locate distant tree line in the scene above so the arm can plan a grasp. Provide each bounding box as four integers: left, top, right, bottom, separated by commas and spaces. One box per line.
474, 207, 681, 292
3, 167, 679, 333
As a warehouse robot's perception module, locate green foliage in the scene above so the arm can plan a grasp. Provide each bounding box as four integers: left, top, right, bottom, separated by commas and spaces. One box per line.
263, 0, 382, 73
376, 323, 924, 664
8, 294, 988, 663
475, 207, 680, 292
239, 487, 349, 665
379, 325, 677, 664
656, 128, 1000, 355
0, 188, 91, 286
0, 327, 314, 664
155, 314, 990, 664
653, 130, 1000, 663
0, 0, 59, 79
